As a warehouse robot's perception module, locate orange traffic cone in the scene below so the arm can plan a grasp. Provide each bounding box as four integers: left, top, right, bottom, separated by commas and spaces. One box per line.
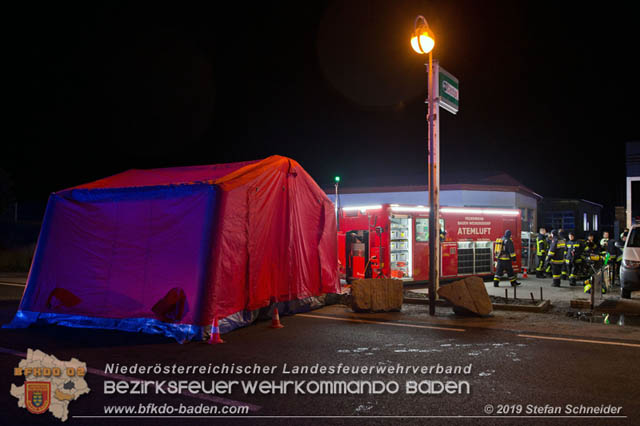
522, 267, 528, 279
270, 307, 284, 328
208, 316, 225, 344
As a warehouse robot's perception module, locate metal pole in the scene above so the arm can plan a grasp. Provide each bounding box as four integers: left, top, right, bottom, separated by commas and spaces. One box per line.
427, 55, 440, 316
335, 182, 339, 230
528, 221, 532, 272
628, 177, 635, 229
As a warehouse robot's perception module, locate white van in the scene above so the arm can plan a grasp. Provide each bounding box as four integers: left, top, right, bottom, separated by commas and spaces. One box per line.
620, 225, 640, 298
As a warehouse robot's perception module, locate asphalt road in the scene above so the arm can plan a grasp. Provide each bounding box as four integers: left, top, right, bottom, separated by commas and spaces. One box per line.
1, 299, 639, 426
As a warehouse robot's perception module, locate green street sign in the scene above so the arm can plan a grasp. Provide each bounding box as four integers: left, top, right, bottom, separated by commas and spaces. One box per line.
438, 66, 459, 115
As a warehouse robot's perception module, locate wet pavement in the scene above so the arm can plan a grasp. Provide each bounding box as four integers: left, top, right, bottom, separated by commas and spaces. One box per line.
1, 298, 640, 425
2, 273, 640, 425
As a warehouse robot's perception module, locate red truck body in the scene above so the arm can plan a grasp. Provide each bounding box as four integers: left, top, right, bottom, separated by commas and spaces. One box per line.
338, 204, 521, 282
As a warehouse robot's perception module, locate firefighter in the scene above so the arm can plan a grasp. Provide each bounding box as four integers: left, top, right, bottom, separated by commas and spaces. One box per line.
558, 230, 568, 280
611, 231, 627, 286
493, 229, 521, 287
600, 231, 610, 258
582, 235, 603, 294
620, 228, 629, 239
618, 230, 627, 261
565, 231, 583, 286
583, 233, 598, 255
545, 229, 565, 287
604, 234, 619, 287
545, 231, 553, 277
535, 227, 548, 278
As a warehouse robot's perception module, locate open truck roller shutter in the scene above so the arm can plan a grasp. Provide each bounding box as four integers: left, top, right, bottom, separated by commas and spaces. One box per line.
338, 204, 521, 283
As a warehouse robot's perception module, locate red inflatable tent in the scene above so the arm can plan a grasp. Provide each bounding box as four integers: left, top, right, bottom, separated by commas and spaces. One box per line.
6, 155, 339, 341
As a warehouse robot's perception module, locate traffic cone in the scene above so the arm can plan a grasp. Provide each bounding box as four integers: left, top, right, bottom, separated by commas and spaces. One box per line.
208, 316, 225, 344
270, 307, 284, 329
522, 268, 528, 279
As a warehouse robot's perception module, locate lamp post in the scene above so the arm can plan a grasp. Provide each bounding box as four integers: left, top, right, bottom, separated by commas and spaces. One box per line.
411, 15, 439, 315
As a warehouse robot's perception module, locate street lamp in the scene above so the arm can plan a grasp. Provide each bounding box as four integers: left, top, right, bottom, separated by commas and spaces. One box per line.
410, 19, 435, 55
411, 15, 439, 316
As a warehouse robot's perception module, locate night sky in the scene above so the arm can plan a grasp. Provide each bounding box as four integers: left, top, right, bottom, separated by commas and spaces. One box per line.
4, 1, 639, 214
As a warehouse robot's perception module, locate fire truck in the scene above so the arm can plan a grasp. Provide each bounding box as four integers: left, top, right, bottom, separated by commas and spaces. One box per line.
338, 204, 522, 282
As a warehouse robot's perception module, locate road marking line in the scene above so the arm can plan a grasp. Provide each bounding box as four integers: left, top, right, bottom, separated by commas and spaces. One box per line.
0, 282, 26, 287
0, 346, 261, 412
518, 334, 640, 348
296, 313, 465, 332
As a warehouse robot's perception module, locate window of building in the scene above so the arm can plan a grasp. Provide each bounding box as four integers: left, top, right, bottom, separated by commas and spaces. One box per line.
543, 211, 575, 231
519, 208, 533, 232
583, 212, 589, 231
593, 214, 598, 231
525, 208, 534, 232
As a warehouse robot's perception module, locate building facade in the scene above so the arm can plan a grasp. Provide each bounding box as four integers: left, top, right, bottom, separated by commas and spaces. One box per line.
327, 174, 542, 233
539, 198, 603, 239
626, 141, 640, 228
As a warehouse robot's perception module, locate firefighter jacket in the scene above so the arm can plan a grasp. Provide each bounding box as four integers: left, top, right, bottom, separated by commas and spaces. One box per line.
546, 238, 565, 264
583, 239, 598, 254
495, 237, 517, 261
557, 237, 566, 253
536, 234, 548, 257
565, 240, 583, 261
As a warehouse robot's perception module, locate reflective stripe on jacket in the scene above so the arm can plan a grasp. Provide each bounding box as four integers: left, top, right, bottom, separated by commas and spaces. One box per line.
496, 237, 516, 261
565, 240, 582, 261
583, 240, 597, 253
536, 235, 548, 256
547, 238, 565, 264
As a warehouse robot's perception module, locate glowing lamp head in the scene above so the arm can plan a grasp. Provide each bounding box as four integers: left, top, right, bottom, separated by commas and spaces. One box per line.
334, 176, 341, 183
411, 15, 435, 54
411, 32, 434, 54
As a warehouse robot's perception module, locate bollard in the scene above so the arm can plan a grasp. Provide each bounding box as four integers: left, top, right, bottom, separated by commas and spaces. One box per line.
514, 286, 517, 299
530, 292, 535, 302
505, 288, 508, 300
540, 287, 543, 301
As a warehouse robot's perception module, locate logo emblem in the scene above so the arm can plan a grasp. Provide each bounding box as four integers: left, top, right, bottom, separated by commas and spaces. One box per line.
25, 382, 51, 415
